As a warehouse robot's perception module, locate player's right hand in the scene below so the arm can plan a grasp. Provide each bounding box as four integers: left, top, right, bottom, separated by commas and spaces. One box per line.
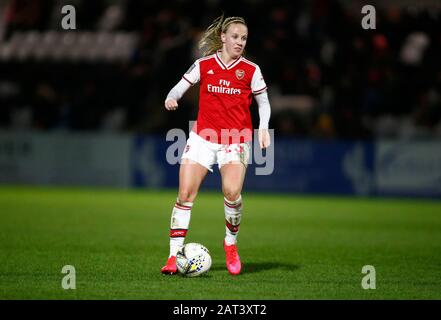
258, 128, 271, 149
165, 98, 178, 111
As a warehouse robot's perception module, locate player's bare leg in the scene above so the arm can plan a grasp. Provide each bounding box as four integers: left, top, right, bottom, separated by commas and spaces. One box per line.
161, 159, 208, 274
220, 161, 246, 275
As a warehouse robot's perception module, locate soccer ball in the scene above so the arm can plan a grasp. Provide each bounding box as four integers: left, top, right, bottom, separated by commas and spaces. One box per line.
176, 243, 212, 277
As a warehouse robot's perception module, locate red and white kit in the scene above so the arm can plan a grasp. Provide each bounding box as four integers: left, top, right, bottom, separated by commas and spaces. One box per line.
166, 50, 271, 171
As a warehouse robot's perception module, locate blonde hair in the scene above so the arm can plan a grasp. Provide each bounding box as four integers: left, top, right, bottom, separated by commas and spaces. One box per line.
198, 15, 247, 57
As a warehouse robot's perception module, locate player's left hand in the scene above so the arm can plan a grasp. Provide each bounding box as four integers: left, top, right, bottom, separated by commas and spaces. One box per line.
165, 98, 178, 111
258, 128, 271, 149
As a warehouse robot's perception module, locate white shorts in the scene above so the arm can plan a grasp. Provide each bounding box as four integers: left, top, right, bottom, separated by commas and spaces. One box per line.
181, 131, 251, 172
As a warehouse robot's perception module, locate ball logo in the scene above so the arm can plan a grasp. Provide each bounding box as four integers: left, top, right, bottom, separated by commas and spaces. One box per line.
236, 69, 245, 80
176, 243, 212, 277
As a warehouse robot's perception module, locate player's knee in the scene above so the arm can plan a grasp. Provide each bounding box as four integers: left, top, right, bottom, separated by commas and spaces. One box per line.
178, 189, 197, 203
223, 189, 241, 202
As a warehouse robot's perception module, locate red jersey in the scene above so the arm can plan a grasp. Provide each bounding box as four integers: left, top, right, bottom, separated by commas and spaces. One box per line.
182, 51, 267, 144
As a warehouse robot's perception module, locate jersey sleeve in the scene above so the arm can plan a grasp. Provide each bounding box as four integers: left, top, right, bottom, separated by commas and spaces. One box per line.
182, 60, 200, 85
251, 65, 267, 95
165, 78, 192, 102
254, 91, 271, 129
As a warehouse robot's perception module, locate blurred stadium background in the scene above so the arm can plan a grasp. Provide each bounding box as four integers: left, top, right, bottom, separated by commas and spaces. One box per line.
0, 0, 441, 300
0, 0, 440, 197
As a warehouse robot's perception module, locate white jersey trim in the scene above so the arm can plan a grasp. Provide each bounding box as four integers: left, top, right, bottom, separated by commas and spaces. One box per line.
214, 50, 242, 70
183, 59, 201, 84
250, 64, 267, 94
240, 57, 258, 68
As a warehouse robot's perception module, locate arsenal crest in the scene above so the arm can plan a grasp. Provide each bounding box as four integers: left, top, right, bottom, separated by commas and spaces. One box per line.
235, 69, 245, 80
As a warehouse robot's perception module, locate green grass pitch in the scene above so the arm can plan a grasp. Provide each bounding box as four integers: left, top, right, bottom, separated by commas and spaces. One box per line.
0, 185, 440, 299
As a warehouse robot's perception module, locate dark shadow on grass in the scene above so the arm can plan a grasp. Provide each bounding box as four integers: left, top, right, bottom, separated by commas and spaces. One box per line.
210, 262, 300, 274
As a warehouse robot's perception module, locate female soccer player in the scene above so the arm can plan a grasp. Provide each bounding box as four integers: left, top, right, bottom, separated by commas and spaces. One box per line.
161, 15, 271, 275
